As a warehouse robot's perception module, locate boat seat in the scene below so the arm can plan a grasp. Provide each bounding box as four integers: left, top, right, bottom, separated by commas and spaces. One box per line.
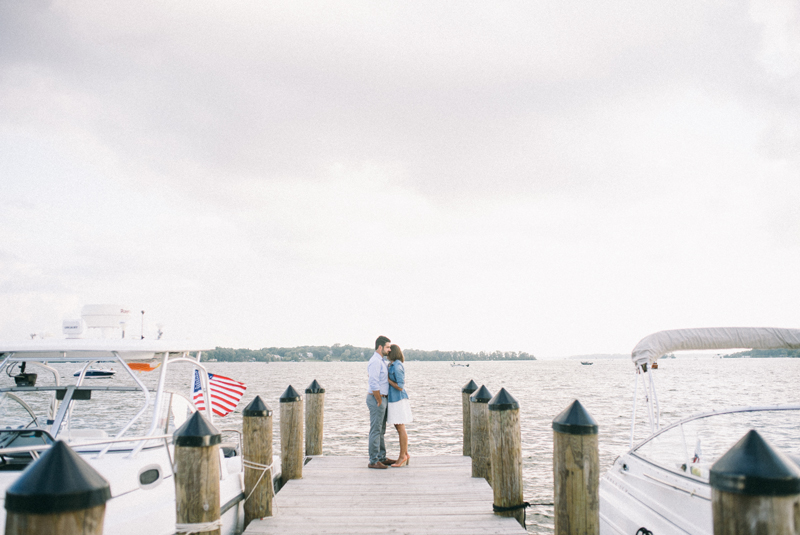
66, 428, 109, 443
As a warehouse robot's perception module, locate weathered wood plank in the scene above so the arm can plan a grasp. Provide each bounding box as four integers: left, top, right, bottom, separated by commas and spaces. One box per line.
244, 456, 527, 535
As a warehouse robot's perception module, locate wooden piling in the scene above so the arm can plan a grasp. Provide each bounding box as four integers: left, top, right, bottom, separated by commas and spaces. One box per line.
173, 411, 222, 535
462, 380, 478, 456
489, 388, 525, 527
280, 385, 304, 483
243, 396, 274, 528
470, 385, 493, 483
305, 380, 325, 456
552, 399, 599, 535
4, 440, 111, 535
710, 429, 800, 535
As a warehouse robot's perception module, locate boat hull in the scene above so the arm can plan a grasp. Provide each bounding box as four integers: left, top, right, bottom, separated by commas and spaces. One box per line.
600, 453, 711, 535
0, 444, 245, 535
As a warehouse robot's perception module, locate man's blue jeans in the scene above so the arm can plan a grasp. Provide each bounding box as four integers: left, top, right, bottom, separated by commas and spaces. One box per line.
366, 394, 387, 464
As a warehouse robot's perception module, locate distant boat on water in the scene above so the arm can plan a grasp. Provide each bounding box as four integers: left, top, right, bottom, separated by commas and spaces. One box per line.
74, 367, 115, 378
451, 362, 469, 367
581, 361, 593, 365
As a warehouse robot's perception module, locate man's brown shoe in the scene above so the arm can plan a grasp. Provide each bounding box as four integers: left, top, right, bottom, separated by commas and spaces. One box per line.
368, 462, 388, 469
380, 458, 397, 465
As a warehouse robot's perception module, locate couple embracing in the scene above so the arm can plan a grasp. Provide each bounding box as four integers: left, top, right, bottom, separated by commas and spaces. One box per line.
366, 335, 413, 469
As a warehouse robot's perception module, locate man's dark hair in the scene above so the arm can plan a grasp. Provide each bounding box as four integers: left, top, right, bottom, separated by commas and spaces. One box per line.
375, 335, 391, 350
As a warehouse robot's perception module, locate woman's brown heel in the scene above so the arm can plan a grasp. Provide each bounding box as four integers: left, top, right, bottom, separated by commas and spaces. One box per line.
392, 455, 409, 468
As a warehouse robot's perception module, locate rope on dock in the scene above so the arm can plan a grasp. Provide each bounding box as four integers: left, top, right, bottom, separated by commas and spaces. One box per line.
243, 459, 274, 504
492, 501, 554, 528
492, 501, 554, 512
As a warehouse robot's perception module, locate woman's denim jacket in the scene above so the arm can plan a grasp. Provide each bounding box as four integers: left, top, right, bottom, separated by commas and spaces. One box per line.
387, 361, 409, 403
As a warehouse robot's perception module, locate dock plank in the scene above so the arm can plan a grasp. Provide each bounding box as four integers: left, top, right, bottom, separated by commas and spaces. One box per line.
244, 456, 526, 535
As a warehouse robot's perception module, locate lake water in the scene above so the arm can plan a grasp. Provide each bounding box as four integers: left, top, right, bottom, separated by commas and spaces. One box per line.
5, 357, 798, 533
200, 357, 799, 534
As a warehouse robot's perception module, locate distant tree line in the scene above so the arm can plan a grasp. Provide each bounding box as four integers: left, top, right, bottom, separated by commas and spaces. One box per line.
203, 344, 536, 363
724, 348, 800, 358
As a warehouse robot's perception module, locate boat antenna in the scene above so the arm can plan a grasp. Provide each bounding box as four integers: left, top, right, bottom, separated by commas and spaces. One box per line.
141, 310, 145, 339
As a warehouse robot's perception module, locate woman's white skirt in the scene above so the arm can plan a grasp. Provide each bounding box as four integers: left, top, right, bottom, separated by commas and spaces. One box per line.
387, 398, 413, 425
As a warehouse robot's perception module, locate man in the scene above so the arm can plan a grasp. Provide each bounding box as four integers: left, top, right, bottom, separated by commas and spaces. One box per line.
366, 335, 396, 469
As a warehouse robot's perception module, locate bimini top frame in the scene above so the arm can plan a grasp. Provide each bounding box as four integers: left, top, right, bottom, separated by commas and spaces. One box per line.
627, 327, 800, 447
0, 339, 214, 457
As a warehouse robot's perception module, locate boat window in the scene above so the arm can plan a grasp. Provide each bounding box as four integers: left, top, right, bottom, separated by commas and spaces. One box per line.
138, 465, 162, 489
633, 408, 800, 480
64, 387, 150, 439
0, 429, 54, 471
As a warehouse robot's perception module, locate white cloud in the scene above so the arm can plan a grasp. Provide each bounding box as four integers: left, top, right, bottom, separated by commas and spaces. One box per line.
1, 0, 798, 356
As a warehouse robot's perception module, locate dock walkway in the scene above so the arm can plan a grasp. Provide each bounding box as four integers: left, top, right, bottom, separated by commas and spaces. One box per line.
244, 455, 527, 535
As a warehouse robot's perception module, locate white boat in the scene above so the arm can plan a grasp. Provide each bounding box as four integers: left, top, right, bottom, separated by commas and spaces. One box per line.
0, 306, 261, 535
599, 327, 800, 534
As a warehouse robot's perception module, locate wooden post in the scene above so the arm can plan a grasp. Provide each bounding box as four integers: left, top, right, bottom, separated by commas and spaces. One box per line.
489, 388, 525, 527
243, 395, 274, 528
305, 380, 325, 456
470, 385, 492, 483
280, 385, 303, 483
552, 399, 599, 535
462, 379, 478, 456
710, 429, 800, 535
173, 411, 222, 535
4, 440, 111, 535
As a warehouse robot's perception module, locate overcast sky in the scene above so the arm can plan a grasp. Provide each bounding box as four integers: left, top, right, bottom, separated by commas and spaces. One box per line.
1, 0, 798, 357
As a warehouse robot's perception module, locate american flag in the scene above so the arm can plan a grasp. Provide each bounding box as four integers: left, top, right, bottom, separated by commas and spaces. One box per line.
193, 370, 247, 417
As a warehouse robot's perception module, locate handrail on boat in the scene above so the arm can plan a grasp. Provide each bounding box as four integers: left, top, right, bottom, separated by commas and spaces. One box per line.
218, 428, 243, 455
96, 352, 152, 458
628, 403, 800, 453
0, 349, 225, 460
0, 433, 174, 457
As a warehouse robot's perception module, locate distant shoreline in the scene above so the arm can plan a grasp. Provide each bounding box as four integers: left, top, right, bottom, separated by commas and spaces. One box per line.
205, 345, 537, 363
203, 346, 800, 363
723, 348, 800, 359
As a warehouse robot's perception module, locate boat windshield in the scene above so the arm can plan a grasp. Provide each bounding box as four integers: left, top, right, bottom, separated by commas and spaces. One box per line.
632, 406, 800, 481
0, 366, 147, 457
0, 352, 207, 465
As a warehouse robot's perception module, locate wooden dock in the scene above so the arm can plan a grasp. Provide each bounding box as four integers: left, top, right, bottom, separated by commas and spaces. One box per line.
244, 455, 528, 535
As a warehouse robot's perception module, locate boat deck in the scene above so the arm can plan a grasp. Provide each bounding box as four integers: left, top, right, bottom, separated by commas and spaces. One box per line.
243, 455, 527, 535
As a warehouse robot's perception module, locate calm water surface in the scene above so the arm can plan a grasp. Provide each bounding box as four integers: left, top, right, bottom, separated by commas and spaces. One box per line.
6, 358, 797, 534
203, 358, 799, 534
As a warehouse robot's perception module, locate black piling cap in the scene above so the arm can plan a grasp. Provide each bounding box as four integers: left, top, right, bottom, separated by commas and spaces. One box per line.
306, 379, 325, 394
710, 430, 800, 496
488, 388, 519, 411
280, 385, 302, 402
469, 385, 492, 403
5, 440, 111, 514
462, 379, 478, 394
552, 399, 598, 435
173, 410, 222, 447
243, 395, 273, 417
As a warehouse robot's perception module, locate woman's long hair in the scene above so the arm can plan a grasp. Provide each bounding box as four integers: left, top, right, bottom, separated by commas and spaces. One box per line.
388, 344, 404, 362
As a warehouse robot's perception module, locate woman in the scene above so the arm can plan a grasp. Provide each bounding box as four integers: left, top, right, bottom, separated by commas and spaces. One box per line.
386, 343, 412, 467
